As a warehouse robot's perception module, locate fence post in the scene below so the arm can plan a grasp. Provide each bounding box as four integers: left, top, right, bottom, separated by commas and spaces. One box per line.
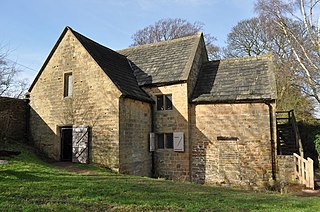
307, 158, 314, 189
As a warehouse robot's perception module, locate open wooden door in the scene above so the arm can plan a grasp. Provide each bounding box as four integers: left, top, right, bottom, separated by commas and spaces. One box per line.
72, 126, 89, 163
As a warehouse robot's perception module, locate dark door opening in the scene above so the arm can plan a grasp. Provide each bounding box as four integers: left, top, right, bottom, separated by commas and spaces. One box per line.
61, 127, 72, 161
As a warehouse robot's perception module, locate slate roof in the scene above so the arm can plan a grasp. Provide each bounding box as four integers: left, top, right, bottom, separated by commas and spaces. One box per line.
117, 33, 202, 86
69, 28, 153, 102
192, 54, 277, 103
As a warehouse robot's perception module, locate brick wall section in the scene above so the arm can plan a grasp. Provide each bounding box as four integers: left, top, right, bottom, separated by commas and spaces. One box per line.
191, 103, 274, 186
119, 97, 152, 177
277, 155, 295, 183
0, 97, 27, 142
144, 83, 190, 181
29, 30, 121, 171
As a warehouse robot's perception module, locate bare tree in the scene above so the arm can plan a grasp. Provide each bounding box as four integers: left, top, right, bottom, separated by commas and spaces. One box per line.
131, 18, 220, 60
224, 16, 317, 120
224, 17, 271, 57
0, 46, 28, 98
255, 0, 320, 104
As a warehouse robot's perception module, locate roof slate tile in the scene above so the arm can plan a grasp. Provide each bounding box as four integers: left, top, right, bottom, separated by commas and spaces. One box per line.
117, 34, 201, 86
70, 28, 153, 102
192, 54, 277, 103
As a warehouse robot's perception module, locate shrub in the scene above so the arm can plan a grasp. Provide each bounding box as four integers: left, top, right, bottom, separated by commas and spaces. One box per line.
315, 133, 320, 156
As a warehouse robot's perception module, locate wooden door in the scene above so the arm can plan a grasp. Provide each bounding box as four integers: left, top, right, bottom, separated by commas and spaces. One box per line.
72, 126, 89, 163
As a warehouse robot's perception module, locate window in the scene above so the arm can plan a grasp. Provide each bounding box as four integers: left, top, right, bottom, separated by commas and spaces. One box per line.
156, 94, 172, 111
156, 133, 173, 149
166, 133, 173, 148
64, 73, 72, 97
157, 134, 164, 149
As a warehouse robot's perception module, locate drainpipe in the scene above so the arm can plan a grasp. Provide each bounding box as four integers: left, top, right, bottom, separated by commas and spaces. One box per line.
150, 103, 155, 177
265, 100, 276, 181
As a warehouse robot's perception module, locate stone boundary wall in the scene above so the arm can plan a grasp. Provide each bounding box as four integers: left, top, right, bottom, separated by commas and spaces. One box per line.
0, 97, 28, 143
276, 155, 295, 183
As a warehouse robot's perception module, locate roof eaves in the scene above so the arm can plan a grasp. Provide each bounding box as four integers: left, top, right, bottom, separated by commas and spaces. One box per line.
141, 80, 187, 88
191, 97, 275, 104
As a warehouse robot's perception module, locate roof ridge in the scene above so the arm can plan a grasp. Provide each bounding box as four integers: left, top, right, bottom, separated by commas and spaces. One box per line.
69, 27, 128, 60
118, 32, 202, 52
213, 53, 272, 63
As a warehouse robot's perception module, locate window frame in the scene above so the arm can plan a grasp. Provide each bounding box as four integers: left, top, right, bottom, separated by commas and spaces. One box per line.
64, 72, 73, 97
156, 133, 174, 150
156, 94, 172, 111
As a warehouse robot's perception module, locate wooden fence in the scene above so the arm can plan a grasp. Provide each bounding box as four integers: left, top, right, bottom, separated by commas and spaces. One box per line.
293, 153, 314, 189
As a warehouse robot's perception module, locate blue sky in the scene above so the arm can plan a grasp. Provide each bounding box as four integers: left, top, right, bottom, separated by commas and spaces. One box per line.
1, 0, 256, 82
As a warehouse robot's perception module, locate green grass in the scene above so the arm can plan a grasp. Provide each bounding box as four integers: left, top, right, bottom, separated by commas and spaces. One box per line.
0, 142, 319, 211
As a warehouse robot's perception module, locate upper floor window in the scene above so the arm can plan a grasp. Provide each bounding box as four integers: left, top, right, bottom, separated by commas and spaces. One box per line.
156, 94, 172, 111
64, 73, 72, 97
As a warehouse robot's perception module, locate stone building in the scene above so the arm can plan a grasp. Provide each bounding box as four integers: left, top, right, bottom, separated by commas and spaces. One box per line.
28, 27, 277, 187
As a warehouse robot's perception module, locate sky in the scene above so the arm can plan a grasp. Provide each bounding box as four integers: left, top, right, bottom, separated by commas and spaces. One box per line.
1, 0, 257, 82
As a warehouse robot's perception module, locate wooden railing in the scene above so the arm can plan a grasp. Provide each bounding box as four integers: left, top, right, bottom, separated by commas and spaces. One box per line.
276, 110, 304, 157
293, 153, 314, 189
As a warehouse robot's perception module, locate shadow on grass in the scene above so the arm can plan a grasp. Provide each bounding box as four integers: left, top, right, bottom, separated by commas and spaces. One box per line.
0, 170, 43, 181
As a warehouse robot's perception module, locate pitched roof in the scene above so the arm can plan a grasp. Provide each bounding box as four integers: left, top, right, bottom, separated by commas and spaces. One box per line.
117, 33, 202, 86
192, 54, 277, 103
29, 27, 152, 103
70, 28, 152, 102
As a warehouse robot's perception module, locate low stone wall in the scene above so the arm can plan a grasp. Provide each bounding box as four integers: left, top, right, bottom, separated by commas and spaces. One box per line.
0, 97, 28, 143
276, 155, 296, 183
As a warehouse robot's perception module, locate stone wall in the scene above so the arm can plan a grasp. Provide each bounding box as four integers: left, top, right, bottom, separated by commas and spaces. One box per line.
119, 97, 152, 177
191, 103, 275, 187
0, 97, 28, 142
144, 83, 190, 181
276, 155, 295, 183
187, 34, 208, 98
29, 29, 121, 171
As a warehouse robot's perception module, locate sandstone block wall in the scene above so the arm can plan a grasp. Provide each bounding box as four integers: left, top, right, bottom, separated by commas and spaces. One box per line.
276, 155, 295, 183
0, 97, 27, 142
119, 97, 152, 177
191, 103, 274, 186
29, 29, 121, 171
144, 83, 190, 181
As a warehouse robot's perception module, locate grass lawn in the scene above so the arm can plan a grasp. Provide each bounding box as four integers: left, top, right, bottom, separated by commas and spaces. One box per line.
0, 142, 319, 211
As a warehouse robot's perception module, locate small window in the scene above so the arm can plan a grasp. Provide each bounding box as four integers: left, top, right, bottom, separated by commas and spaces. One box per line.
165, 95, 172, 110
64, 73, 72, 97
156, 94, 172, 111
156, 95, 164, 110
156, 133, 173, 149
166, 133, 173, 149
157, 134, 164, 149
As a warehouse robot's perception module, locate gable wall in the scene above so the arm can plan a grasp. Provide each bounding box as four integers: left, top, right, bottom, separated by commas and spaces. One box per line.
187, 36, 208, 98
119, 97, 152, 177
191, 103, 274, 187
29, 30, 122, 170
144, 83, 190, 181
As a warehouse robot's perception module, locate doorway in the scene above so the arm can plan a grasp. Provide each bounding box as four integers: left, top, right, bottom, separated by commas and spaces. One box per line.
61, 126, 72, 161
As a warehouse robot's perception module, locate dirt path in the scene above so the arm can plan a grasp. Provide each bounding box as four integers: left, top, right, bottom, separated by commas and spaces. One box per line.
50, 162, 104, 176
